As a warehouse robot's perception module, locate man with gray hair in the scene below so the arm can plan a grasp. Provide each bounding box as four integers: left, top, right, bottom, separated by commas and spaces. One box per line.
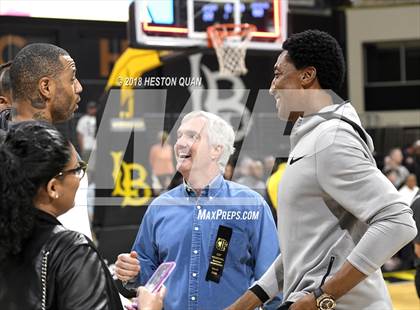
115, 110, 280, 310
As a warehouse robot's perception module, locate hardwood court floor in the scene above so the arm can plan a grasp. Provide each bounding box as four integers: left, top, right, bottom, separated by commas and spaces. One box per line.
386, 270, 419, 309
388, 281, 419, 309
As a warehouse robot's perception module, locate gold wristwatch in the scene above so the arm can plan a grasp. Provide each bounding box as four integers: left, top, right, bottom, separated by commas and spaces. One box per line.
313, 287, 336, 310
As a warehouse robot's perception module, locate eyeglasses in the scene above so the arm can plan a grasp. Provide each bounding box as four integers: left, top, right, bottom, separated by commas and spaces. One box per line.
55, 161, 87, 180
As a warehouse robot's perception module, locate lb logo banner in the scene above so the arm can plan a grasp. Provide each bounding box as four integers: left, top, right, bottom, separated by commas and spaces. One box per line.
111, 151, 152, 206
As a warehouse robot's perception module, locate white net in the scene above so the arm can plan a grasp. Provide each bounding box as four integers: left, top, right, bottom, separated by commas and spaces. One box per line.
216, 45, 247, 75
208, 24, 256, 76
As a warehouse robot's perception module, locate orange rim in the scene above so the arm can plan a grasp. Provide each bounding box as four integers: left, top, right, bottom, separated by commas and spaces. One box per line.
207, 23, 257, 48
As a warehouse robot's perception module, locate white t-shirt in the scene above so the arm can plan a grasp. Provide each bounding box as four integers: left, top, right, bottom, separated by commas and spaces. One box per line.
76, 115, 96, 151
57, 172, 92, 239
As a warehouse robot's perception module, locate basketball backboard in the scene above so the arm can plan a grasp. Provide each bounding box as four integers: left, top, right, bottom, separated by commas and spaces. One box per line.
128, 0, 287, 51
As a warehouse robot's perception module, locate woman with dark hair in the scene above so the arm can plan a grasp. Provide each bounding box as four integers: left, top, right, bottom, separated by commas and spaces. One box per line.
0, 121, 164, 310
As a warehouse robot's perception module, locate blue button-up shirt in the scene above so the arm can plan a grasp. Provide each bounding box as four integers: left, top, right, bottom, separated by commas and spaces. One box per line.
132, 175, 280, 310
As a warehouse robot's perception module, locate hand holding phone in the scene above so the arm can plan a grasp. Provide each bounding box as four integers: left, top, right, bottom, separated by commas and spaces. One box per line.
144, 262, 176, 293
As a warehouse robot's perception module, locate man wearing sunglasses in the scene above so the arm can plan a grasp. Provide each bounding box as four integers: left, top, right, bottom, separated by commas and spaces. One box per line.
1, 43, 92, 239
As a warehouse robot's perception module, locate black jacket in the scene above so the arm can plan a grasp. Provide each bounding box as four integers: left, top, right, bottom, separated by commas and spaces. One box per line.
0, 209, 122, 310
0, 107, 10, 139
0, 107, 10, 131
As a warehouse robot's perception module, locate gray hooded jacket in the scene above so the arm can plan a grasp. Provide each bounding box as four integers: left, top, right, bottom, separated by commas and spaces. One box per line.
254, 102, 417, 309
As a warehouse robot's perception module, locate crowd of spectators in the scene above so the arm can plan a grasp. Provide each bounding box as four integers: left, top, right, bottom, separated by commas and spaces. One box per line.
381, 141, 420, 271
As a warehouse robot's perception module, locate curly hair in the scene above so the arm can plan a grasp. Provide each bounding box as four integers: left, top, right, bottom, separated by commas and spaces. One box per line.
0, 121, 71, 262
282, 29, 345, 93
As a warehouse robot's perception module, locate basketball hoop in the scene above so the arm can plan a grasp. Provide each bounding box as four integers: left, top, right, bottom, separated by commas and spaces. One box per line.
207, 23, 257, 76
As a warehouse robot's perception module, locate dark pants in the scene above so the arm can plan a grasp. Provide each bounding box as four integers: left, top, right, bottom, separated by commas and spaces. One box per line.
277, 301, 294, 310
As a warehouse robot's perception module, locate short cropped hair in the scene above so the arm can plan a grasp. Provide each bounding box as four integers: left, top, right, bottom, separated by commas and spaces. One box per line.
9, 43, 69, 101
182, 111, 235, 172
282, 29, 345, 93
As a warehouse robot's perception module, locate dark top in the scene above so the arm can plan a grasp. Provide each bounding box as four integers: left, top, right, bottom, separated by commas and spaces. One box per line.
0, 209, 122, 310
0, 107, 10, 131
411, 190, 420, 243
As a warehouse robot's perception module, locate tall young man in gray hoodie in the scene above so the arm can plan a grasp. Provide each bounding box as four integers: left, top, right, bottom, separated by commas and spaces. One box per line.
226, 30, 417, 310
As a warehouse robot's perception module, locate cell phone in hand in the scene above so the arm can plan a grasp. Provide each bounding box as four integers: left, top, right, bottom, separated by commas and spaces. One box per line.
144, 262, 176, 293
124, 302, 138, 310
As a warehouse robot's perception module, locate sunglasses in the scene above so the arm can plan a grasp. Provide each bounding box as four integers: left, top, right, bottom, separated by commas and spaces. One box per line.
55, 161, 87, 180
